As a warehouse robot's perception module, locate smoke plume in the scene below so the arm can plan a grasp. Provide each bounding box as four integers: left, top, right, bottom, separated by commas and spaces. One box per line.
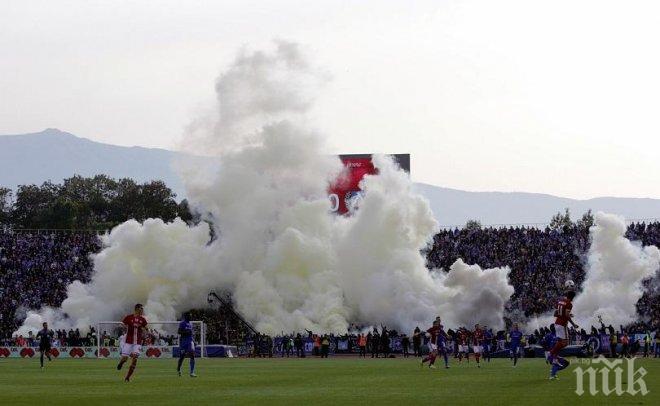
572, 212, 659, 328
17, 41, 514, 336
529, 212, 659, 331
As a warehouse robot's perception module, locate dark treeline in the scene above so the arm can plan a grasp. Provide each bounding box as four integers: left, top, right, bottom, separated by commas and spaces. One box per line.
0, 175, 194, 230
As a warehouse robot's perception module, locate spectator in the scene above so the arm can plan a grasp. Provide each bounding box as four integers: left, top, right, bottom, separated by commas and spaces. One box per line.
294, 333, 304, 358
357, 333, 367, 357
380, 327, 390, 358
319, 335, 330, 358
412, 327, 422, 357
401, 334, 410, 358
370, 329, 380, 358
609, 332, 618, 358
620, 332, 630, 358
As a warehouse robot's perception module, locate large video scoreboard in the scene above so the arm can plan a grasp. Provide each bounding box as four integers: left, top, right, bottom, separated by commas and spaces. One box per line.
329, 154, 410, 214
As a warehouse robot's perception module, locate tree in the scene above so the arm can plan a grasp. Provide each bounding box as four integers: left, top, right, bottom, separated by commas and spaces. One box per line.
138, 180, 178, 222
12, 181, 62, 228
549, 208, 572, 231
577, 209, 594, 229
8, 175, 182, 230
111, 178, 141, 224
60, 175, 118, 228
48, 196, 78, 229
0, 187, 12, 225
464, 219, 482, 231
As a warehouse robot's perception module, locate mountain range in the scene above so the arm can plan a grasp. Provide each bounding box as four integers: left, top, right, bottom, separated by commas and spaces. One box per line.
2, 128, 659, 226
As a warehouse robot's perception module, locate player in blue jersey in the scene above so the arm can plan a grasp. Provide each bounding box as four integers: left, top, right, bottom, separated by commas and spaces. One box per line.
540, 326, 556, 364
483, 327, 493, 363
509, 323, 523, 367
540, 327, 557, 364
436, 322, 450, 369
177, 313, 197, 377
541, 325, 569, 380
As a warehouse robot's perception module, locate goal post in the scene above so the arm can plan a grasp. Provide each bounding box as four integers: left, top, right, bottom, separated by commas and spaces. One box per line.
96, 320, 206, 359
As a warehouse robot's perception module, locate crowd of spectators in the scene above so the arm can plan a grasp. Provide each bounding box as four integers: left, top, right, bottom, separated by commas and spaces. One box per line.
0, 229, 99, 339
261, 323, 660, 359
1, 221, 659, 345
2, 325, 180, 348
627, 222, 660, 330
0, 326, 98, 347
426, 222, 660, 326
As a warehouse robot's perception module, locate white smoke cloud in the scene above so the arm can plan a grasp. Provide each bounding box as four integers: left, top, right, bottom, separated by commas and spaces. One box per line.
436, 259, 515, 329
528, 212, 660, 331
16, 41, 515, 336
331, 156, 514, 331
181, 40, 328, 157
19, 218, 213, 333
572, 212, 660, 328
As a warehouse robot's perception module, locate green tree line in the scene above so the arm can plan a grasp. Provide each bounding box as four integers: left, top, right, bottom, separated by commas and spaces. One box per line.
0, 175, 193, 230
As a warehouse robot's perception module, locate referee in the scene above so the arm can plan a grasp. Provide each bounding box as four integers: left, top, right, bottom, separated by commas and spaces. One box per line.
36, 322, 54, 370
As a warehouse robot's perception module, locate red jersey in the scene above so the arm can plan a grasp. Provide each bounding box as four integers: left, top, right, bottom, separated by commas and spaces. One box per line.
122, 314, 148, 344
458, 330, 469, 345
554, 297, 573, 326
427, 326, 440, 342
472, 328, 484, 345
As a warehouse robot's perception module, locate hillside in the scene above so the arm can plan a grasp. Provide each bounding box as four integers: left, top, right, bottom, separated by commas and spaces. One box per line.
2, 129, 659, 226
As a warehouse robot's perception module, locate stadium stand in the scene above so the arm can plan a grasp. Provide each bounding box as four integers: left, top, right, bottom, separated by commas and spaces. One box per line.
1, 222, 659, 350
0, 230, 99, 340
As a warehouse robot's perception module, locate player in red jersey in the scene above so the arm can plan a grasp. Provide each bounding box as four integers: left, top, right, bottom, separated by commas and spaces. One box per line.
457, 328, 470, 363
548, 290, 578, 365
117, 303, 148, 382
472, 324, 484, 368
420, 318, 441, 369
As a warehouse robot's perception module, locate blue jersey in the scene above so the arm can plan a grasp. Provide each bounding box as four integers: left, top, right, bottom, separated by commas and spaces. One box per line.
179, 320, 194, 348
484, 331, 493, 344
540, 332, 557, 351
510, 330, 523, 347
436, 328, 447, 346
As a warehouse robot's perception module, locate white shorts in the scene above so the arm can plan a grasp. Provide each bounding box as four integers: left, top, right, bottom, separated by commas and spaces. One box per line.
428, 343, 438, 352
459, 345, 468, 353
472, 345, 482, 354
555, 324, 568, 340
121, 343, 142, 357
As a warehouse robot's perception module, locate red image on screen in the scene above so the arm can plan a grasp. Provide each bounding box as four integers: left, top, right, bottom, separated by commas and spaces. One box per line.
329, 154, 409, 215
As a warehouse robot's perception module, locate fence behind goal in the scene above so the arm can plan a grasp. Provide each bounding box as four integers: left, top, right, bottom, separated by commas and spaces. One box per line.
96, 321, 206, 359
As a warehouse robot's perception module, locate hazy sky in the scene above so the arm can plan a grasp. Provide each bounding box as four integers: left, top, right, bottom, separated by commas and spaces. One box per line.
2, 0, 659, 199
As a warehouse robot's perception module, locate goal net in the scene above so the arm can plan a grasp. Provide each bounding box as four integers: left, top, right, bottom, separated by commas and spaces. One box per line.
96, 321, 206, 359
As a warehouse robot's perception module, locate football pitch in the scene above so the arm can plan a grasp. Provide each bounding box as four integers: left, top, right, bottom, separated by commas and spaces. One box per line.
0, 357, 657, 405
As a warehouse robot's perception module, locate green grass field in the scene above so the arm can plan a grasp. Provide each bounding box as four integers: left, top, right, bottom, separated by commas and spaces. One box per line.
0, 356, 657, 405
